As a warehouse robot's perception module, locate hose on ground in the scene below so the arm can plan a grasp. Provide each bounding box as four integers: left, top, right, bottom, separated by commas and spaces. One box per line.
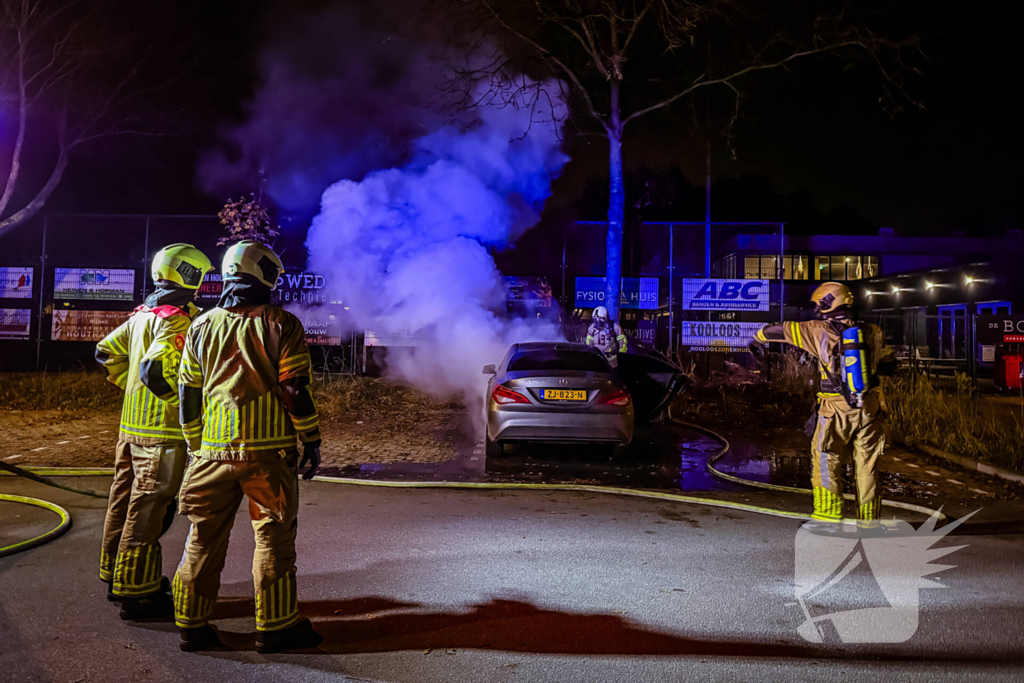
0, 494, 72, 559
0, 460, 107, 499
666, 409, 947, 522
1, 418, 946, 559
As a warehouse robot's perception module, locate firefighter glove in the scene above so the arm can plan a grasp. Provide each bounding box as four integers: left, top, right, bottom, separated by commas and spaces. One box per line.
300, 444, 321, 480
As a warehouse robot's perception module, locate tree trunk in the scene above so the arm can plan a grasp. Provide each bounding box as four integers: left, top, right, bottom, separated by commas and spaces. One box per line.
0, 150, 70, 239
605, 80, 625, 322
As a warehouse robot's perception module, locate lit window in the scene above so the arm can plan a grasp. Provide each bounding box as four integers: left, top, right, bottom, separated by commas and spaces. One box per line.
792, 255, 808, 280
744, 256, 760, 279
865, 256, 878, 278
831, 256, 846, 280
815, 256, 830, 280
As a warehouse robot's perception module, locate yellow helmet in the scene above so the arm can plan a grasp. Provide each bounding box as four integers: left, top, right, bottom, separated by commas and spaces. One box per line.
151, 243, 213, 290
811, 281, 855, 316
221, 240, 283, 289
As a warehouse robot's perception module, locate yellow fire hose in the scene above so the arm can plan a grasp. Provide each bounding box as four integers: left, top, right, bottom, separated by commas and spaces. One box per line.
0, 419, 945, 558
0, 494, 72, 559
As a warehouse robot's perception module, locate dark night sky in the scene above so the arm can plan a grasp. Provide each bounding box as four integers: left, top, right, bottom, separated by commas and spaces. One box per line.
24, 1, 1022, 237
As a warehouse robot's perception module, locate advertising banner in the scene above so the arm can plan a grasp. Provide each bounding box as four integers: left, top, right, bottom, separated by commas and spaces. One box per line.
0, 267, 34, 299
977, 315, 1024, 345
575, 277, 659, 310
621, 310, 658, 345
196, 273, 223, 302
505, 276, 552, 307
679, 321, 763, 352
51, 310, 128, 342
0, 308, 32, 339
53, 268, 135, 301
275, 271, 330, 305
301, 315, 346, 346
682, 278, 769, 312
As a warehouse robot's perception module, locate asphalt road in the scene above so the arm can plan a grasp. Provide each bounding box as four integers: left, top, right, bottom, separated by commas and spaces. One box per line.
1, 476, 1022, 683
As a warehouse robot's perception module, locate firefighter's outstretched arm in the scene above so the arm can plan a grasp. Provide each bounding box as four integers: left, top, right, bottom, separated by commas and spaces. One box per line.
278, 317, 321, 479
95, 321, 132, 390
755, 321, 817, 356
177, 329, 205, 454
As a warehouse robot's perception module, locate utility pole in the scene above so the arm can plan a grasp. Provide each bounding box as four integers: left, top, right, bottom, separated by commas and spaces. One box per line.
704, 116, 711, 278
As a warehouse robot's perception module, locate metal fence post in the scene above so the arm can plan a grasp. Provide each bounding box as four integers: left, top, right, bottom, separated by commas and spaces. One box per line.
668, 223, 674, 358
35, 216, 48, 371
141, 216, 151, 300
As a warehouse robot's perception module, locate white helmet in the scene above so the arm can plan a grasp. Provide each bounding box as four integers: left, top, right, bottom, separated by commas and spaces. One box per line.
221, 240, 283, 290
593, 305, 609, 320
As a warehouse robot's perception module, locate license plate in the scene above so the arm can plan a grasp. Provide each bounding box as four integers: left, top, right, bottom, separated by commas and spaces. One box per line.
541, 389, 587, 401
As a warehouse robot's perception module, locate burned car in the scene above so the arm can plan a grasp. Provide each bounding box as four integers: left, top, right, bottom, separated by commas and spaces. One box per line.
483, 341, 685, 457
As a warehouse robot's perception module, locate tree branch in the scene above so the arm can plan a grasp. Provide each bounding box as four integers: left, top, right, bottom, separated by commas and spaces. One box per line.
479, 0, 608, 131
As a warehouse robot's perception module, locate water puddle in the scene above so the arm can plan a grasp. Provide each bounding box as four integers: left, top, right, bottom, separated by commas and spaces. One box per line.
320, 423, 760, 492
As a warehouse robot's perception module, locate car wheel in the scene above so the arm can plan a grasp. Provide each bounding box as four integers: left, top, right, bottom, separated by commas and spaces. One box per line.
486, 435, 504, 458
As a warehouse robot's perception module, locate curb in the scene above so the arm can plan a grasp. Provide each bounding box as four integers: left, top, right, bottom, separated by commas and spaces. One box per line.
919, 445, 1024, 485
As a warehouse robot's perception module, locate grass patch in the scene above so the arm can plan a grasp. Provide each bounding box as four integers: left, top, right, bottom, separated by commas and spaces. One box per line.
0, 371, 123, 412
674, 352, 1024, 473
672, 350, 817, 430
883, 372, 1024, 472
313, 376, 463, 424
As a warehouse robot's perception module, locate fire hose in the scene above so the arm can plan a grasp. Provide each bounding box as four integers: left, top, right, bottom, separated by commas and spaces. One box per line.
1, 420, 945, 558
0, 460, 105, 559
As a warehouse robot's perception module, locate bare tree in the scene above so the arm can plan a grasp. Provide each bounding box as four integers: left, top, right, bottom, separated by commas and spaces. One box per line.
443, 0, 920, 320
0, 0, 151, 237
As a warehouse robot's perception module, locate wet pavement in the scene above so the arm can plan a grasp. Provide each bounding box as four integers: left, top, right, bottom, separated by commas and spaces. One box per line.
319, 423, 747, 492
317, 419, 1024, 519
3, 476, 1023, 682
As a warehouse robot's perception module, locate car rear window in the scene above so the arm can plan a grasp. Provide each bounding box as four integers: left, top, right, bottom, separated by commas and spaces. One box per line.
508, 349, 610, 373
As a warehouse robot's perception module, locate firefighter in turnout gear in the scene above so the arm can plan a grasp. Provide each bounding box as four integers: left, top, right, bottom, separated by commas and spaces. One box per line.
752, 282, 896, 526
586, 305, 628, 367
172, 240, 324, 653
95, 243, 213, 619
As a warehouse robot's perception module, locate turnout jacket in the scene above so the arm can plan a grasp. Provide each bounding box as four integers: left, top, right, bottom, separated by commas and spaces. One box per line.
755, 319, 895, 398
586, 321, 628, 355
95, 303, 200, 444
178, 304, 320, 460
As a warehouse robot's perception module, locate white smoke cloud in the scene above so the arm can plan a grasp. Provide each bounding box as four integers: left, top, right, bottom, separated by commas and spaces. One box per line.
305, 86, 570, 421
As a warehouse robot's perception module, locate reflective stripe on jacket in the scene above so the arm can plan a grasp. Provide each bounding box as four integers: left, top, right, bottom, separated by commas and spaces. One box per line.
96, 304, 197, 444
178, 304, 319, 460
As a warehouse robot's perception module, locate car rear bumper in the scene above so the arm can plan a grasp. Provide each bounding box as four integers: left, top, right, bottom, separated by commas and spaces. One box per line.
488, 409, 634, 445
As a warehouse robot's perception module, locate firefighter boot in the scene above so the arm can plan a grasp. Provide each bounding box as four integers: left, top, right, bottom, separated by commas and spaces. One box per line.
255, 618, 323, 654
119, 590, 174, 620
179, 625, 223, 652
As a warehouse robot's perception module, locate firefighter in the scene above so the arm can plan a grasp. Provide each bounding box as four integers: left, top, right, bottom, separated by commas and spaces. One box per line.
173, 240, 323, 653
751, 282, 896, 526
95, 243, 213, 619
586, 305, 628, 366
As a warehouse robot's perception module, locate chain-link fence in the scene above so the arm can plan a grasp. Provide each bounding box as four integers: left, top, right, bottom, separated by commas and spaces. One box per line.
0, 214, 360, 372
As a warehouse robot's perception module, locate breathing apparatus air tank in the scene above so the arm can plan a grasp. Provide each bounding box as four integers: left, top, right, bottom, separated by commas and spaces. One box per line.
842, 326, 870, 408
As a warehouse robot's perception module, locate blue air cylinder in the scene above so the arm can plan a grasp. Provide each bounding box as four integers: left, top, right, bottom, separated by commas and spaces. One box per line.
843, 326, 869, 395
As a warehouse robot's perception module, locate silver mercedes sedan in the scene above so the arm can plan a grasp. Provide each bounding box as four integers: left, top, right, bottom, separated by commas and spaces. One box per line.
483, 341, 635, 456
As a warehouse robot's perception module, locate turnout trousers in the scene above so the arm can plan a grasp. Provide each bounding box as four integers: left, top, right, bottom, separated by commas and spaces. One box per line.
172, 452, 300, 632
100, 438, 187, 596
810, 394, 885, 523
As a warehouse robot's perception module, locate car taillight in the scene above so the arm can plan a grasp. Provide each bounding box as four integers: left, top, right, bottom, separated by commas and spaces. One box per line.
493, 384, 530, 405
598, 389, 631, 406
